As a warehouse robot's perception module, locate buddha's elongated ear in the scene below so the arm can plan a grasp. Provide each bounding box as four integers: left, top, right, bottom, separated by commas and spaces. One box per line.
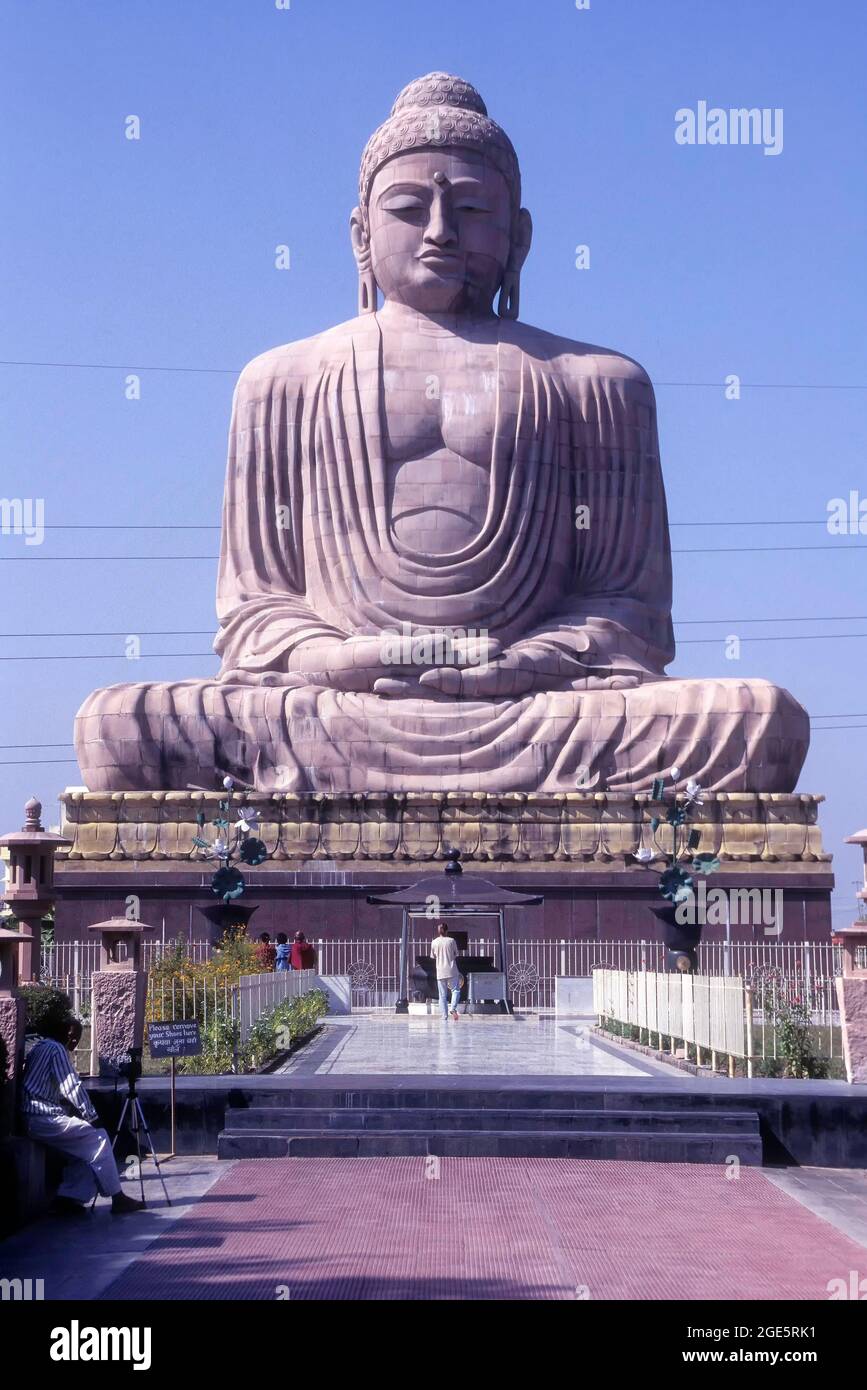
350, 206, 378, 314
512, 207, 533, 270
498, 207, 533, 320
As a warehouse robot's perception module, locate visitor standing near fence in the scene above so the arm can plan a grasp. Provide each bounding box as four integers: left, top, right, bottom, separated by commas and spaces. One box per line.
290, 932, 317, 971
430, 923, 461, 1022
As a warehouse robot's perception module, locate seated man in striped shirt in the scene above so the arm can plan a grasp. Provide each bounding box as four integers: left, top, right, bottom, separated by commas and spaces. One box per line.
21, 1013, 144, 1215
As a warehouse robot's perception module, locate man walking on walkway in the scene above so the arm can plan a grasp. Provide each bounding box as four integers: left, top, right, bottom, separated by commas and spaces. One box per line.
430, 923, 461, 1022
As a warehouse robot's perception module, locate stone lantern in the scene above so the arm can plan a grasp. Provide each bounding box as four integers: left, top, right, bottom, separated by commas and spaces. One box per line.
834, 827, 867, 1084
88, 916, 150, 972
87, 916, 155, 1077
0, 796, 71, 983
0, 928, 27, 1127
0, 927, 23, 997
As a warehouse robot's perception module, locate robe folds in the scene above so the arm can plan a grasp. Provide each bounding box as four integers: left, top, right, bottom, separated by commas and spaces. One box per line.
74, 313, 809, 794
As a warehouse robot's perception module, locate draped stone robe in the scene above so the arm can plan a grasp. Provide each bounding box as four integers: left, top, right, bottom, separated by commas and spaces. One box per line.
74, 313, 809, 794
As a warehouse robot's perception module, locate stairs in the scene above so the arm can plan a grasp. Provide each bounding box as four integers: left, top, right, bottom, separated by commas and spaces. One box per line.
217, 1087, 763, 1164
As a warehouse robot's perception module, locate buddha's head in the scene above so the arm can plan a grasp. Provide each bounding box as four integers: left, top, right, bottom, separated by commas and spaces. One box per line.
352, 73, 532, 318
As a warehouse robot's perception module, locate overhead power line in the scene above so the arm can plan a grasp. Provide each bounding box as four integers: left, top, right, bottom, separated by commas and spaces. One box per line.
810, 724, 867, 731
4, 634, 867, 661
0, 653, 217, 662
23, 519, 862, 531
0, 758, 81, 766
675, 615, 867, 625
0, 743, 75, 749
4, 615, 867, 638
39, 525, 220, 531
0, 555, 221, 561
1, 357, 864, 390
678, 633, 867, 645
0, 359, 236, 376
2, 545, 866, 560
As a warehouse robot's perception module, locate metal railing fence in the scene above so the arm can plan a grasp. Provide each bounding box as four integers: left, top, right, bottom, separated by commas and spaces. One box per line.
40, 936, 841, 1016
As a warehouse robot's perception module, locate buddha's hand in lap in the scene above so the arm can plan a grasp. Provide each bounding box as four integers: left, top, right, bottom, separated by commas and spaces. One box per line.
220, 634, 505, 694
416, 639, 642, 698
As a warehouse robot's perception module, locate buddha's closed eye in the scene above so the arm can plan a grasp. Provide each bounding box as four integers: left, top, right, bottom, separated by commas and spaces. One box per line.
382, 195, 426, 214
379, 195, 492, 217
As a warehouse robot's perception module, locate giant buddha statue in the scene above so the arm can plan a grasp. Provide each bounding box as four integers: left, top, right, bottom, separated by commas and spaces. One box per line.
75, 73, 808, 796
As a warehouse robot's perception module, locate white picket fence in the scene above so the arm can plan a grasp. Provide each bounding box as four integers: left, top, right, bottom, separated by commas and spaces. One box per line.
235, 969, 316, 1045
593, 968, 750, 1072
592, 967, 842, 1073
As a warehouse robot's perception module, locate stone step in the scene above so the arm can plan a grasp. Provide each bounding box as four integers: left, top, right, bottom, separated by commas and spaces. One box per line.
217, 1128, 763, 1163
225, 1106, 761, 1135
236, 1088, 753, 1113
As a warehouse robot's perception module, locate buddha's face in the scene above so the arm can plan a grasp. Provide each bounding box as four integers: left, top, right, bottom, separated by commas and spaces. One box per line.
359, 148, 522, 314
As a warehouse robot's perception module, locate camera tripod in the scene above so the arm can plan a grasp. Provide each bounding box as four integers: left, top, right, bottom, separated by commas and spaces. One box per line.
100, 1053, 172, 1208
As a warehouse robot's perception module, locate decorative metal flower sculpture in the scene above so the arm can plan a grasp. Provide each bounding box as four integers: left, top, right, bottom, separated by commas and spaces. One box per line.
192, 776, 270, 902
636, 768, 720, 905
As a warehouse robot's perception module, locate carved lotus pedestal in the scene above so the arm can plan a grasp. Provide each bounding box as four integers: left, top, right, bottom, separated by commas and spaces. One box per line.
50, 789, 834, 946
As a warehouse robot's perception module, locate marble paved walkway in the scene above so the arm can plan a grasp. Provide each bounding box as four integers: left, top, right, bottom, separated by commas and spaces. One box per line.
276, 1014, 670, 1078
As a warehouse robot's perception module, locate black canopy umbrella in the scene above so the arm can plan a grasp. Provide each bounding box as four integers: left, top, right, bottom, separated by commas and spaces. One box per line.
367, 850, 542, 1012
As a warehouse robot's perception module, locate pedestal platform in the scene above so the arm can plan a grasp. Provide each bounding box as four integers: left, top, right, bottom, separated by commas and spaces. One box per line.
52, 790, 834, 944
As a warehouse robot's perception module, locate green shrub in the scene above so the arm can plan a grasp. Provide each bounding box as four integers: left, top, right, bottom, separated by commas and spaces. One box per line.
147, 931, 274, 1029
247, 988, 329, 1070
600, 1016, 640, 1043
20, 984, 73, 1036
179, 1010, 240, 1076
764, 995, 824, 1078
176, 987, 328, 1075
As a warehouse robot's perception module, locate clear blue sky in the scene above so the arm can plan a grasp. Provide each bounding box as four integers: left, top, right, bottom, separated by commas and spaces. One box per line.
1, 0, 865, 923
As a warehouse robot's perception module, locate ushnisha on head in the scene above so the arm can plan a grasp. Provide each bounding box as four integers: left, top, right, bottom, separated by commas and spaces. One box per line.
351, 72, 532, 319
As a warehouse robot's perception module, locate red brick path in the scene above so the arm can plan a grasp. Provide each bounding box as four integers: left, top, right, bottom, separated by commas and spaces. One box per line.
104, 1158, 864, 1300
